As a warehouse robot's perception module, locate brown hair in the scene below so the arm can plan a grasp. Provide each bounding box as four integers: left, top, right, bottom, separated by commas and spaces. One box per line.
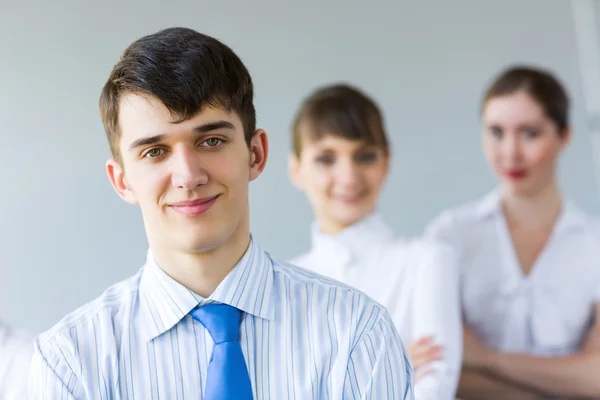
482, 65, 570, 135
291, 84, 389, 157
99, 27, 256, 164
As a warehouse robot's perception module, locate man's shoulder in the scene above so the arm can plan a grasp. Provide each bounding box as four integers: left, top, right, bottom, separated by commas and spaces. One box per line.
271, 257, 388, 318
36, 269, 144, 351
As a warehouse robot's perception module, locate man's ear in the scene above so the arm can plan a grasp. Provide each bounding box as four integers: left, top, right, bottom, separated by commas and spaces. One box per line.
249, 129, 269, 181
106, 159, 138, 204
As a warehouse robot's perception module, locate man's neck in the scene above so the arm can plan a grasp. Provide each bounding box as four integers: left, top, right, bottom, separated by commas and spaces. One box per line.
150, 227, 252, 298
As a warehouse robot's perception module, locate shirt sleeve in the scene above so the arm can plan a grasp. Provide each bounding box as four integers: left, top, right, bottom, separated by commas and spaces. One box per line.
1, 334, 34, 400
343, 310, 415, 400
29, 337, 81, 400
410, 241, 462, 400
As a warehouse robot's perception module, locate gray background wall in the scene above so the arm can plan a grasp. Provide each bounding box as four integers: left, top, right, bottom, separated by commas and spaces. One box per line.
1, 0, 598, 333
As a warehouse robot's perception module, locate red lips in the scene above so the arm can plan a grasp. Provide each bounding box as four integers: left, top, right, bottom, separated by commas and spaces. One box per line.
506, 169, 527, 180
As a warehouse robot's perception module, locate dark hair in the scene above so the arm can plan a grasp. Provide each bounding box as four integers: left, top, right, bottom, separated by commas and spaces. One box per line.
482, 65, 569, 135
291, 84, 389, 157
99, 27, 256, 163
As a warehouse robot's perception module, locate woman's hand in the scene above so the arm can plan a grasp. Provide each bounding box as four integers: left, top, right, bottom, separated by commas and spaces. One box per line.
407, 336, 443, 382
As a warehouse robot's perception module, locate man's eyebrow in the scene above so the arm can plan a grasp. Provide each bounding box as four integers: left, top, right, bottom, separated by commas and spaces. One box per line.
193, 121, 235, 133
129, 134, 166, 151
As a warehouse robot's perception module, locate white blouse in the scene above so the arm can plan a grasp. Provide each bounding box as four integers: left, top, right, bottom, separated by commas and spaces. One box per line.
291, 213, 462, 400
0, 322, 32, 400
425, 189, 600, 356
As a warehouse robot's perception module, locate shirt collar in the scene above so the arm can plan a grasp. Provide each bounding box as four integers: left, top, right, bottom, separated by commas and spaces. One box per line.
475, 187, 587, 233
139, 236, 275, 342
557, 201, 588, 233
310, 212, 394, 262
474, 188, 503, 220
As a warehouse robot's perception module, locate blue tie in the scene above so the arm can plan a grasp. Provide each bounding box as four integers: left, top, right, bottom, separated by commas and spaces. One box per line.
191, 304, 253, 400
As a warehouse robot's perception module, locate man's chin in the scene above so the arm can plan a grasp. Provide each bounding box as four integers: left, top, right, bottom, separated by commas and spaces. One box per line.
172, 230, 226, 254
180, 242, 221, 255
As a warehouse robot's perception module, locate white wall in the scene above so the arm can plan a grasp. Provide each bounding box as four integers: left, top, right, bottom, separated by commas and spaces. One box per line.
1, 0, 597, 332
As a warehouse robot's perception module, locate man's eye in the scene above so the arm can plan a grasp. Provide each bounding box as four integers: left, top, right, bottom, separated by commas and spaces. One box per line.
144, 148, 164, 158
201, 138, 224, 147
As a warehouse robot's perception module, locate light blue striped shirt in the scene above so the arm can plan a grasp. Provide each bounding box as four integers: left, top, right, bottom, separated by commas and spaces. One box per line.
29, 238, 414, 399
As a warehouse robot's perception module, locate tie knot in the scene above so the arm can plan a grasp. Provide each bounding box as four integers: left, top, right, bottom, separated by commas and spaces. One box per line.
191, 304, 242, 344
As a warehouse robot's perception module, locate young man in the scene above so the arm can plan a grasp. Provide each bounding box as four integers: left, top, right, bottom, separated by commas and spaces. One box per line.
29, 27, 414, 399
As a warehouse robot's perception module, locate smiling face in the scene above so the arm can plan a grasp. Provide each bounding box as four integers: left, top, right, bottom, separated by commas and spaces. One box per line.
289, 134, 389, 234
106, 93, 268, 255
288, 84, 390, 234
482, 90, 569, 197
